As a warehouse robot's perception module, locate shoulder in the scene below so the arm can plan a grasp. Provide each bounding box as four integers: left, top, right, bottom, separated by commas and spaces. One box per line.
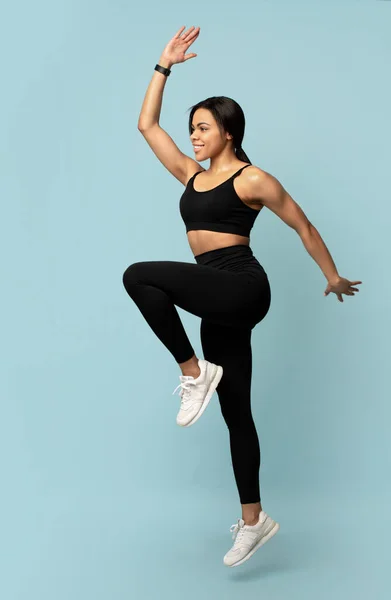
242, 165, 272, 184
239, 165, 276, 205
184, 160, 206, 186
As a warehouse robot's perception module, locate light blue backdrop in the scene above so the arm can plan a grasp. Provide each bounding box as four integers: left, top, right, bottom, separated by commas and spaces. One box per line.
1, 1, 390, 598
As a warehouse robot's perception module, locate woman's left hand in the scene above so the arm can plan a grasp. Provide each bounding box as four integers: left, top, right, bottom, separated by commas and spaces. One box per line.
324, 276, 362, 302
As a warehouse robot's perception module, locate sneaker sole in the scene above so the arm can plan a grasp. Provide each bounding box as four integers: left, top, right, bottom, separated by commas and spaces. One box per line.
181, 364, 223, 428
226, 520, 280, 568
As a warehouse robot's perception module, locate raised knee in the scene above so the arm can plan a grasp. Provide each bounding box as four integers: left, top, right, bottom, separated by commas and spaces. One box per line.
122, 262, 143, 288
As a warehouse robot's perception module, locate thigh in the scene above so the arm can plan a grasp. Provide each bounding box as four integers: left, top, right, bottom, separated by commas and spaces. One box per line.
123, 259, 261, 328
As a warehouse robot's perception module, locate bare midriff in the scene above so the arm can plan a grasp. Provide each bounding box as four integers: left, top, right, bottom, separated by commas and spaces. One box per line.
188, 230, 250, 257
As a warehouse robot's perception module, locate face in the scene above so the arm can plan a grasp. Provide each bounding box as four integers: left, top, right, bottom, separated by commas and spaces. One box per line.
190, 108, 233, 160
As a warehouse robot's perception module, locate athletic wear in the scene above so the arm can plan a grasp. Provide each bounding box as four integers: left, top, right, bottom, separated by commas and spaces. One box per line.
223, 510, 280, 567
172, 358, 223, 427
122, 244, 271, 504
179, 164, 260, 238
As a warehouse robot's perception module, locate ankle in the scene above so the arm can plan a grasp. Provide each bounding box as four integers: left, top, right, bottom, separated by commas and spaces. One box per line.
242, 503, 263, 525
182, 366, 201, 378
179, 355, 201, 378
244, 517, 260, 526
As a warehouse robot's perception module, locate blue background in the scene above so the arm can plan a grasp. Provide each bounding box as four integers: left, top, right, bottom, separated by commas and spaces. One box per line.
1, 1, 390, 598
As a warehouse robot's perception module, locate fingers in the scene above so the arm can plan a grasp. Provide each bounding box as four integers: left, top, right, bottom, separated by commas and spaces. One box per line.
177, 25, 200, 42
174, 26, 186, 38
326, 286, 360, 301
184, 28, 200, 44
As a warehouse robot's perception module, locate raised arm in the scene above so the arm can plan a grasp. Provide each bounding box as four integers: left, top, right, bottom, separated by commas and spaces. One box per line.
137, 26, 202, 186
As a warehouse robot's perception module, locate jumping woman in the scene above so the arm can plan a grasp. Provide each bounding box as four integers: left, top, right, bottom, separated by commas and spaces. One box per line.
123, 25, 362, 568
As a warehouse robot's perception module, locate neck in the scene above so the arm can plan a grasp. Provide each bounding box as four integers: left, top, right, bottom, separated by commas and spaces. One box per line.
208, 147, 240, 174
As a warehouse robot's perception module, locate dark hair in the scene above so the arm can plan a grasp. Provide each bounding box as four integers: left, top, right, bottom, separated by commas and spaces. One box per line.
187, 96, 251, 164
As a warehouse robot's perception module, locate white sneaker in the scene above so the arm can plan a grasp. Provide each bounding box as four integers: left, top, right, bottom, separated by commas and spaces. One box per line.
223, 510, 279, 567
172, 359, 223, 427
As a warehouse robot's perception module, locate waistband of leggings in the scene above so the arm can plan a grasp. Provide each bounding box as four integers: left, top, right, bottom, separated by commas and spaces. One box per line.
194, 244, 253, 264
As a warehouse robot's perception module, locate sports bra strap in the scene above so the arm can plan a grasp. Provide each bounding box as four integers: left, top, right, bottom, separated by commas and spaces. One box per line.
232, 164, 252, 178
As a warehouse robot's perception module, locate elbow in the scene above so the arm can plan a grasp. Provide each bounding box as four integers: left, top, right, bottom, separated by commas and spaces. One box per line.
138, 121, 158, 132
298, 220, 314, 238
137, 119, 148, 131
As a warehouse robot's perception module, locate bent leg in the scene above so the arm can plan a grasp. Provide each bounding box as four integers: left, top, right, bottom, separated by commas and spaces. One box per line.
122, 259, 264, 363
123, 263, 195, 363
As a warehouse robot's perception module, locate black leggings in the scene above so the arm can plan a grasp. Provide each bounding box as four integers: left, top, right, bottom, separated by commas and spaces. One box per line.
122, 244, 271, 504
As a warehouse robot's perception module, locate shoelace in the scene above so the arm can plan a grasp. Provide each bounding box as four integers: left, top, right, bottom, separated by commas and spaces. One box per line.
172, 377, 197, 407
230, 520, 248, 547
230, 514, 266, 546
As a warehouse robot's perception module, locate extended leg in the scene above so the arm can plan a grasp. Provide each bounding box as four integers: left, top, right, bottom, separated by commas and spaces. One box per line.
200, 319, 262, 515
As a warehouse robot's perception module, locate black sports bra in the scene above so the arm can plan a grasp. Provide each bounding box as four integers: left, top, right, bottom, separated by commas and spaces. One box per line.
179, 164, 260, 238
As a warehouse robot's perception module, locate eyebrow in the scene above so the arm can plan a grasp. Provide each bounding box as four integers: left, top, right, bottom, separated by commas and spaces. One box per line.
191, 122, 210, 127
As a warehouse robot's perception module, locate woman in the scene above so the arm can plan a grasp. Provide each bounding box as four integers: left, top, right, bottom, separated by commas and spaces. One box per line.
123, 25, 362, 568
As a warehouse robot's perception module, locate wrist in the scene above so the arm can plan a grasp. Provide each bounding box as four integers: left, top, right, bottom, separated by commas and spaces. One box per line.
327, 274, 341, 284
158, 56, 173, 70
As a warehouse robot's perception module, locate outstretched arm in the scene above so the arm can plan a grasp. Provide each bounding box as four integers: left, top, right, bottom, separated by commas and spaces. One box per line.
248, 169, 362, 302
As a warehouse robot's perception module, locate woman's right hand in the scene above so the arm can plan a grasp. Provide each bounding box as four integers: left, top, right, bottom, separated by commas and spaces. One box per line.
160, 25, 200, 66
